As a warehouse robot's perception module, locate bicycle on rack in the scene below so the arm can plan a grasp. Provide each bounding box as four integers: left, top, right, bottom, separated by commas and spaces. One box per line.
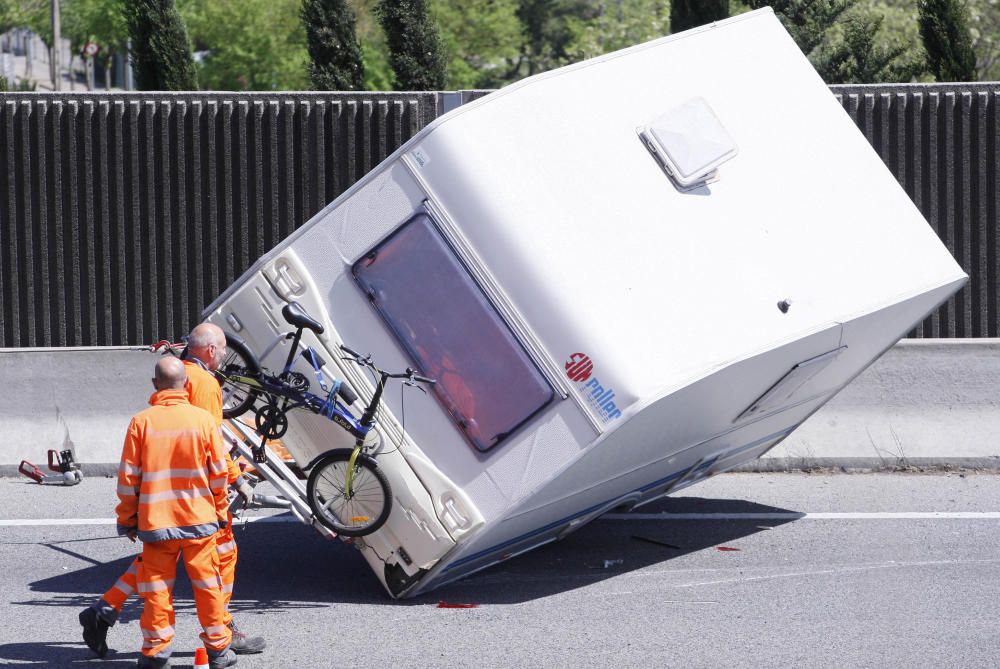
216, 301, 436, 537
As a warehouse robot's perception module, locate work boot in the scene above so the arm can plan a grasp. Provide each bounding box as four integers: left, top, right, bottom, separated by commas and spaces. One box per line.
78, 607, 110, 657
209, 648, 238, 668
227, 620, 266, 654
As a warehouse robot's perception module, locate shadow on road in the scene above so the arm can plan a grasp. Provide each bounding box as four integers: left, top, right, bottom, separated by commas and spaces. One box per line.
0, 641, 197, 666
20, 495, 798, 610
427, 495, 798, 605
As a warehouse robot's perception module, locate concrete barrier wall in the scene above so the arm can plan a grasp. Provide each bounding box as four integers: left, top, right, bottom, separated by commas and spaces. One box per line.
1, 340, 997, 475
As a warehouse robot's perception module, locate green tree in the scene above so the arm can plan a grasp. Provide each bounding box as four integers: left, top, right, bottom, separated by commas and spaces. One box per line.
918, 0, 976, 81
61, 0, 129, 88
123, 0, 198, 90
964, 0, 1000, 78
671, 0, 729, 33
301, 0, 364, 90
182, 0, 308, 90
515, 0, 596, 76
375, 0, 446, 89
345, 0, 391, 90
748, 0, 922, 82
0, 0, 46, 36
563, 0, 668, 61
747, 0, 853, 55
430, 0, 521, 89
819, 13, 922, 82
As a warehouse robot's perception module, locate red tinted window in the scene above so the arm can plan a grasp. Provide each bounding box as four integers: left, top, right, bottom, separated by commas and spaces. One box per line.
352, 211, 554, 452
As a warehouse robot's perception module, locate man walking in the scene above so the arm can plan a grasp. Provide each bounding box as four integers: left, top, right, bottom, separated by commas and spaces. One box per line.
113, 357, 235, 668
80, 324, 266, 657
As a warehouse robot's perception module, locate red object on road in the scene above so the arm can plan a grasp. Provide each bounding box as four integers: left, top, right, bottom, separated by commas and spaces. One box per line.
717, 546, 741, 552
437, 602, 480, 609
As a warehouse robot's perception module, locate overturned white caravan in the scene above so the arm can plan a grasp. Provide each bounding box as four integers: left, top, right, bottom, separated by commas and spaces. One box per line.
204, 8, 967, 598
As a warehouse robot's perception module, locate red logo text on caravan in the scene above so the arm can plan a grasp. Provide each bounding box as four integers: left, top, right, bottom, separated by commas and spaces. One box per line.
565, 352, 622, 422
565, 353, 594, 382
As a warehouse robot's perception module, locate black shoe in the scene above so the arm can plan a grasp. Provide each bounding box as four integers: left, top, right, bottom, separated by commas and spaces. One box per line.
227, 620, 266, 654
79, 607, 109, 658
209, 648, 238, 668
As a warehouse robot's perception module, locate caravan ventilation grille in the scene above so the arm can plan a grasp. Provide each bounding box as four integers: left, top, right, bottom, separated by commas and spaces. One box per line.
639, 96, 738, 191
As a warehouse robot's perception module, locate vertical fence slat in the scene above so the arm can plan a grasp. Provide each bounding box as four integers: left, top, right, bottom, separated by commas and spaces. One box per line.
251, 101, 265, 261
81, 101, 97, 344
236, 100, 250, 278
174, 100, 189, 333
111, 100, 126, 344
34, 100, 49, 343
3, 102, 18, 345
18, 101, 34, 346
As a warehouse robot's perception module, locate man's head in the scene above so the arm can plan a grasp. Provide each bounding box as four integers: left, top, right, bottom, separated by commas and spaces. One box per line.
153, 356, 188, 391
187, 323, 227, 371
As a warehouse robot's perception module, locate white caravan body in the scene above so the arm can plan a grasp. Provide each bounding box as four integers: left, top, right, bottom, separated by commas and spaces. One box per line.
204, 9, 966, 598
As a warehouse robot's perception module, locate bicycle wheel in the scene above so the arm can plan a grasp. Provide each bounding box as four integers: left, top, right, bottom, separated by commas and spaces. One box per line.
307, 449, 392, 537
219, 332, 261, 419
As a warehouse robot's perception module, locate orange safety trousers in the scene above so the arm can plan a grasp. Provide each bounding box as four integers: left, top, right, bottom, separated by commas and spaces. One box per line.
137, 534, 232, 660
102, 520, 238, 625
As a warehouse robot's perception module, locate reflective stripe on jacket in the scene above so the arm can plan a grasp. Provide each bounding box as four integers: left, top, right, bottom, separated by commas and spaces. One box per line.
116, 388, 229, 542
183, 359, 241, 484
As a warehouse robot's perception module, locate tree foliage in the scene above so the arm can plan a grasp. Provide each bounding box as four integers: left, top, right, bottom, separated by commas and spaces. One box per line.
965, 0, 1000, 80
185, 0, 308, 90
301, 0, 364, 90
820, 13, 922, 82
515, 0, 596, 76
747, 0, 924, 82
430, 0, 521, 89
564, 0, 670, 61
1, 0, 50, 44
918, 0, 977, 81
671, 0, 729, 33
123, 0, 198, 90
748, 0, 853, 54
375, 0, 446, 89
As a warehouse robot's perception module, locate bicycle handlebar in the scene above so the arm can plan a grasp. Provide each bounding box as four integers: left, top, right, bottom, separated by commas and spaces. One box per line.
339, 345, 436, 385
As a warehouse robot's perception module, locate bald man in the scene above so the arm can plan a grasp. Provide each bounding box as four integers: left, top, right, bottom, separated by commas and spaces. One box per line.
111, 357, 233, 668
80, 324, 266, 658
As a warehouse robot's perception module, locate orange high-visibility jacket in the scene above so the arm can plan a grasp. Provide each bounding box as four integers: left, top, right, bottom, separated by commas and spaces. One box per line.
116, 388, 230, 542
183, 359, 241, 485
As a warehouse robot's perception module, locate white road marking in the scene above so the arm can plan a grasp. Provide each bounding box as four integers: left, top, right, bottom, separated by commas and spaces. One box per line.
0, 515, 299, 526
602, 512, 1000, 520
1, 512, 999, 527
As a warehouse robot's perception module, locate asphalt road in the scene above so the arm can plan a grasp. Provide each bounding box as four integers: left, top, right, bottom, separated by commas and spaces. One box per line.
1, 472, 998, 668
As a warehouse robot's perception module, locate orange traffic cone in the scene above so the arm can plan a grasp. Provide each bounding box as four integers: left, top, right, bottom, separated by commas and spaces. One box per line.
194, 647, 210, 669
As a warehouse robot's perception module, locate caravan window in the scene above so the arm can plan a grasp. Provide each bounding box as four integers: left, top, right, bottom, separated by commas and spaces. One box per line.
352, 211, 554, 452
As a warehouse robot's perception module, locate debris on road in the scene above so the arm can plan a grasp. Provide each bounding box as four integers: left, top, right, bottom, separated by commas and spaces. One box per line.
631, 535, 682, 549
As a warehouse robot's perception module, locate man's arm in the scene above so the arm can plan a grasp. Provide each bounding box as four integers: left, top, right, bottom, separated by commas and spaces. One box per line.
114, 420, 141, 538
207, 427, 230, 524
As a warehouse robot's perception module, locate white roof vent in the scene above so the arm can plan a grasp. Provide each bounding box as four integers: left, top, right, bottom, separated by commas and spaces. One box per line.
639, 97, 738, 191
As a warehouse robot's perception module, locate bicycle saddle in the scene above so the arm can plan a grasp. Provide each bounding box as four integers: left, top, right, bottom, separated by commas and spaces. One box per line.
282, 302, 325, 334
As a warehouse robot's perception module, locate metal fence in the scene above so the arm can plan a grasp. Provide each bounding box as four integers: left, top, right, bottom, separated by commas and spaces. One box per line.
0, 84, 997, 347
834, 84, 999, 339
0, 92, 437, 346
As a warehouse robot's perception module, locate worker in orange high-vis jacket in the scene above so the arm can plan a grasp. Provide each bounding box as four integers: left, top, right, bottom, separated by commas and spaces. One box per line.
80, 324, 266, 658
113, 356, 235, 669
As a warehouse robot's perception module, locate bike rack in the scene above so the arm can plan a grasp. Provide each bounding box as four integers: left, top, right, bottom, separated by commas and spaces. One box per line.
222, 419, 338, 540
